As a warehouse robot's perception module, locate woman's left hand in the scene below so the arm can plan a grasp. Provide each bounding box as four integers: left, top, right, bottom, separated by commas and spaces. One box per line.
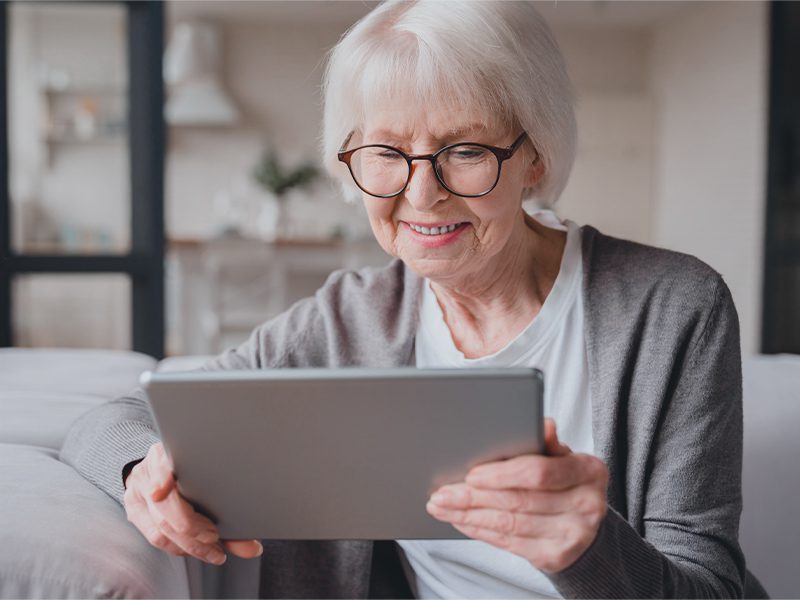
426, 418, 609, 574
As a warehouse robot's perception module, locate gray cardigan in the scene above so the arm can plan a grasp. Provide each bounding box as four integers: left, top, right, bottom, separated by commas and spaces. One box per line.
60, 226, 762, 598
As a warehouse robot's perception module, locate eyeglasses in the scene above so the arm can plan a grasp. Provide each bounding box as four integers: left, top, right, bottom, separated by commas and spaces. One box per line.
337, 131, 534, 198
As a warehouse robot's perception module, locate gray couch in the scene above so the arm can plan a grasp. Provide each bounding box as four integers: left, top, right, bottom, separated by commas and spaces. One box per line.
0, 349, 259, 599
1, 348, 798, 598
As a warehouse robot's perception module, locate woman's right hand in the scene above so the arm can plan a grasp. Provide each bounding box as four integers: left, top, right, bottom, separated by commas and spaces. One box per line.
123, 442, 263, 565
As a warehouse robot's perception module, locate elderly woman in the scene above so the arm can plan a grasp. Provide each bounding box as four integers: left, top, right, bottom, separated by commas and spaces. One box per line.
60, 1, 763, 598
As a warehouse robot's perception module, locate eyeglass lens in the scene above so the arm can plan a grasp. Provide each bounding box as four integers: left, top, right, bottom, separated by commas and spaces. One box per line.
349, 145, 499, 197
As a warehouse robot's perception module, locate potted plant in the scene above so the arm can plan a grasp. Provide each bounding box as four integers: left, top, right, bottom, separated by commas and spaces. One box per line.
251, 147, 318, 240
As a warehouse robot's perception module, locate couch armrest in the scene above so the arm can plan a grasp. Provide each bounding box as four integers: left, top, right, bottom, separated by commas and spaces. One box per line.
0, 443, 191, 599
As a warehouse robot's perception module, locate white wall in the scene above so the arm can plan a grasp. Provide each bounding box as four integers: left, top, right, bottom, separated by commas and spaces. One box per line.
555, 28, 654, 244
166, 20, 360, 241
649, 1, 769, 355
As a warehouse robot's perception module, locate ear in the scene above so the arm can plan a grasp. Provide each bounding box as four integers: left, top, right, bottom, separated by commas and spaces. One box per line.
523, 151, 545, 189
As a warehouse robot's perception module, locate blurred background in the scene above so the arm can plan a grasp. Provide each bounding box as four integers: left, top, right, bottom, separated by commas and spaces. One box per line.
0, 0, 796, 359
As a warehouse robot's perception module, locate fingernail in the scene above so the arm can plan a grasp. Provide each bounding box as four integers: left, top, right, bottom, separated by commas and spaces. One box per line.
430, 491, 449, 505
426, 501, 443, 516
255, 541, 264, 556
209, 551, 226, 565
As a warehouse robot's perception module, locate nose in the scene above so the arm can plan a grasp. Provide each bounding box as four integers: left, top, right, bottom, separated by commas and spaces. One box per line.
404, 159, 448, 211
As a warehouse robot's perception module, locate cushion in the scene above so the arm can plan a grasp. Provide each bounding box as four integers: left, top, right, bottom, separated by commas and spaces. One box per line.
0, 348, 156, 397
0, 443, 190, 599
0, 349, 157, 449
156, 355, 213, 373
0, 391, 104, 449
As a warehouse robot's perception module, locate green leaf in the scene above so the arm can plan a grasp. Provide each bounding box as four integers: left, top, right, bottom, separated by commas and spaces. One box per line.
252, 148, 319, 198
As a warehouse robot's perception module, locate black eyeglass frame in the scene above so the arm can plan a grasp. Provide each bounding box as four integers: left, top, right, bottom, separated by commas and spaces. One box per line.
337, 131, 535, 199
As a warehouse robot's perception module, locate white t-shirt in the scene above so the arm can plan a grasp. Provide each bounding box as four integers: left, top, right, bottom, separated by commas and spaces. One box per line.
398, 212, 593, 599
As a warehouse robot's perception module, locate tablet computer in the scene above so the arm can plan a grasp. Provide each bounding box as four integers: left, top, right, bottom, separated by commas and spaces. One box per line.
141, 367, 544, 540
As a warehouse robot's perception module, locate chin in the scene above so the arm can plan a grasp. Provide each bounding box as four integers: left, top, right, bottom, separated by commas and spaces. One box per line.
400, 254, 470, 282
389, 234, 474, 278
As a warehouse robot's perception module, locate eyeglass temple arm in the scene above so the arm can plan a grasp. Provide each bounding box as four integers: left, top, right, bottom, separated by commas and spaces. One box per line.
511, 131, 540, 163
338, 131, 355, 154
511, 131, 528, 151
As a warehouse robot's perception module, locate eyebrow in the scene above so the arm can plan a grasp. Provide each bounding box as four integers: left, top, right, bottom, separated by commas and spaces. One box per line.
444, 123, 491, 139
367, 123, 491, 144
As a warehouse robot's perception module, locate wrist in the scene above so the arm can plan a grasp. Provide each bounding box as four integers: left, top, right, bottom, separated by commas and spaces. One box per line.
122, 458, 145, 489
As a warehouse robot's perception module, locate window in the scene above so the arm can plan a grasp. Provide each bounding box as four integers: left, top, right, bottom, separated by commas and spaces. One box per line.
0, 1, 165, 357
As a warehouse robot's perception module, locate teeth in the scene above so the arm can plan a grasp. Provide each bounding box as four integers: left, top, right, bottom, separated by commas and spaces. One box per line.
410, 223, 461, 235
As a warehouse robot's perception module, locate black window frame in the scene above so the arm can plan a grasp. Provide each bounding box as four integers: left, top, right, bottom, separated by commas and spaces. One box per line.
0, 0, 166, 358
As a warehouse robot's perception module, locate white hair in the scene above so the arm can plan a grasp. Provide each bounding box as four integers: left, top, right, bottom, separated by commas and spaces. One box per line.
321, 0, 577, 207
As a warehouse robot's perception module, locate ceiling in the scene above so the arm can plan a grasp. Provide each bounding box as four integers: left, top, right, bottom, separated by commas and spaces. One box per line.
167, 1, 695, 30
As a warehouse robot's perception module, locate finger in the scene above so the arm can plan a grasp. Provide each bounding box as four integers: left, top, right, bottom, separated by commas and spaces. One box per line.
150, 474, 175, 503
544, 418, 572, 457
429, 482, 578, 515
222, 539, 264, 558
140, 495, 223, 564
449, 522, 562, 573
137, 445, 175, 503
427, 502, 564, 538
156, 519, 228, 565
146, 485, 219, 538
125, 492, 191, 557
466, 453, 603, 491
452, 521, 513, 549
150, 445, 176, 502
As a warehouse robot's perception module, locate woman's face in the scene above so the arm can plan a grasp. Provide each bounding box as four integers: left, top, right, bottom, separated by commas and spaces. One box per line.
358, 103, 542, 284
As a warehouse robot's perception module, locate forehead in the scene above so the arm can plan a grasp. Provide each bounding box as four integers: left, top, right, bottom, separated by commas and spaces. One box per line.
361, 97, 510, 142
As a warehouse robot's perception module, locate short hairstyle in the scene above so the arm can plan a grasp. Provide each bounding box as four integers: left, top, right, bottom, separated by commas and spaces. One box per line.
321, 0, 577, 207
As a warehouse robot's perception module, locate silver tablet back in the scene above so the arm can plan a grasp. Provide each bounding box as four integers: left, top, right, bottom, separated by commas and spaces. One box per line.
142, 367, 544, 540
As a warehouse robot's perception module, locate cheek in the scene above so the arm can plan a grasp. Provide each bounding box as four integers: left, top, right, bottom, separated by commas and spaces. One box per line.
470, 166, 527, 233
467, 194, 517, 239
362, 197, 398, 248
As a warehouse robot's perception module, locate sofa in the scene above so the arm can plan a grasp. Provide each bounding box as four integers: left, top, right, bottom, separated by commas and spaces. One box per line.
0, 347, 798, 598
0, 349, 259, 599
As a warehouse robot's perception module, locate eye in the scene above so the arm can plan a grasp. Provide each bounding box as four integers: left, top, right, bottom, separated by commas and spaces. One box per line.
454, 149, 484, 158
360, 147, 404, 163
446, 146, 490, 162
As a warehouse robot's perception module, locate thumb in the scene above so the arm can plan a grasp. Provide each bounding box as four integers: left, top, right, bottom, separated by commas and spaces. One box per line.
150, 471, 176, 502
544, 418, 571, 456
150, 444, 176, 502
223, 539, 264, 559
150, 475, 175, 502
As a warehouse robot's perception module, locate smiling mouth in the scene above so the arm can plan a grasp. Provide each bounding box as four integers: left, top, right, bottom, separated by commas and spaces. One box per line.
405, 222, 467, 236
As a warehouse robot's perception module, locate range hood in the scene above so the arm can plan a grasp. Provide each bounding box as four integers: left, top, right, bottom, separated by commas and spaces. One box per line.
163, 21, 239, 126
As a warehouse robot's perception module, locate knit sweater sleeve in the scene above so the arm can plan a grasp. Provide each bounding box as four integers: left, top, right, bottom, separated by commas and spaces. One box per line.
547, 276, 746, 598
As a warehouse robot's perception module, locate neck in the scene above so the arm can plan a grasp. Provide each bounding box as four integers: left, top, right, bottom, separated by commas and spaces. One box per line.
428, 211, 566, 357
